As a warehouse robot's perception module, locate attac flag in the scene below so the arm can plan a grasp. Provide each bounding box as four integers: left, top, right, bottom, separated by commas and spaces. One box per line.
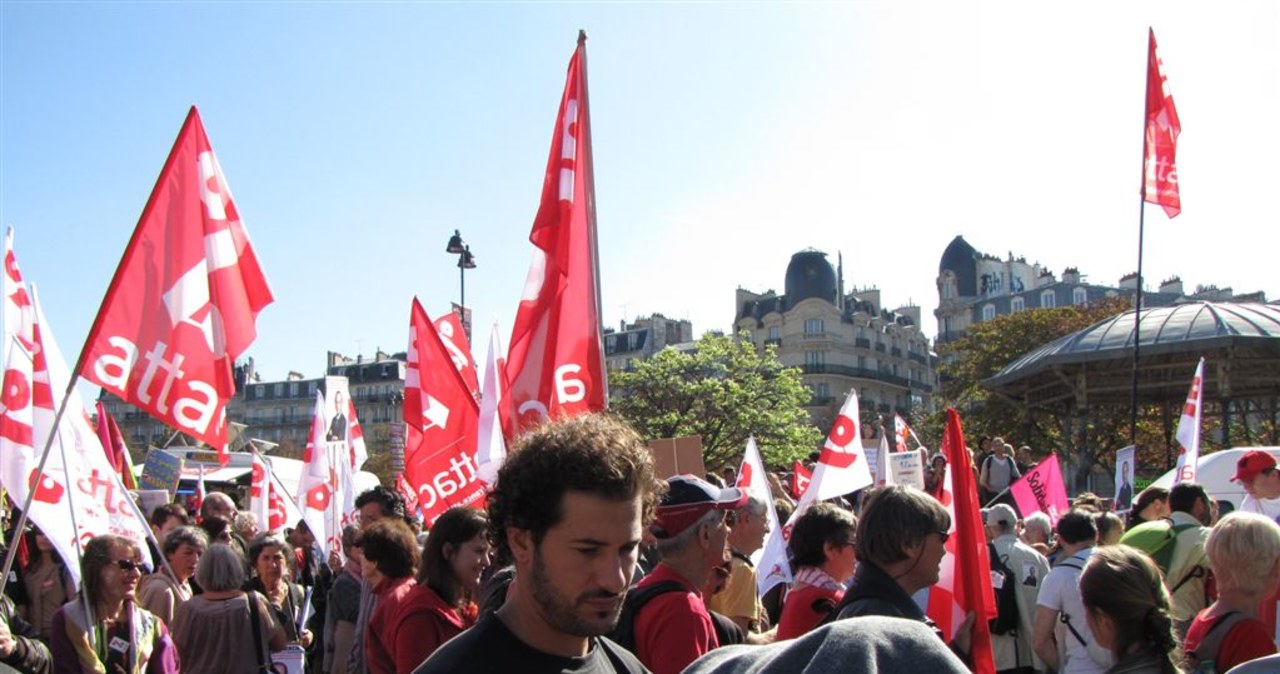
736, 437, 792, 597
1009, 454, 1070, 525
248, 453, 290, 532
1144, 28, 1181, 218
434, 311, 480, 403
0, 287, 152, 588
404, 299, 486, 525
94, 401, 138, 490
475, 320, 508, 488
79, 107, 274, 465
505, 32, 606, 437
1174, 357, 1206, 483
395, 472, 421, 520
790, 461, 811, 500
927, 408, 996, 674
2, 228, 34, 350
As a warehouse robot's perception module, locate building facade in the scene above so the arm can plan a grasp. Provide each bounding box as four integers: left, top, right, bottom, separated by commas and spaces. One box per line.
735, 249, 937, 432
935, 235, 1268, 345
602, 314, 695, 372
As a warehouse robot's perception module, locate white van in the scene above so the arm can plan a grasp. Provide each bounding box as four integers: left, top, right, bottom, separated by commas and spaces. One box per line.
1150, 446, 1280, 516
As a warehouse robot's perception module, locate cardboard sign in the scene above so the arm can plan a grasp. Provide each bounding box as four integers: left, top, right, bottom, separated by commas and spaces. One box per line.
889, 451, 925, 490
648, 436, 705, 479
139, 449, 184, 493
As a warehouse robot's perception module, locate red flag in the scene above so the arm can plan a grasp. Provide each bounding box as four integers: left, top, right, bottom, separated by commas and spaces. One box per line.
1144, 28, 1181, 218
79, 107, 274, 465
194, 465, 207, 518
791, 461, 811, 500
404, 299, 486, 525
94, 401, 138, 490
926, 408, 996, 674
395, 472, 420, 519
433, 311, 480, 403
1009, 454, 1070, 525
505, 33, 606, 437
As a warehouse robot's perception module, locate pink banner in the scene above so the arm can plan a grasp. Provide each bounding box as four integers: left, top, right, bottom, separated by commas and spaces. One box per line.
1009, 454, 1070, 524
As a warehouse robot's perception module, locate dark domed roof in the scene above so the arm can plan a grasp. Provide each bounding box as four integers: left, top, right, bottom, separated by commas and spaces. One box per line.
939, 236, 978, 297
785, 250, 838, 307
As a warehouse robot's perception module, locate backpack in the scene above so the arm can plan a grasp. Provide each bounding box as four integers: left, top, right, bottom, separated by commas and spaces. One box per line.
1184, 611, 1249, 674
987, 543, 1020, 636
610, 580, 740, 655
1054, 556, 1111, 668
1121, 518, 1203, 592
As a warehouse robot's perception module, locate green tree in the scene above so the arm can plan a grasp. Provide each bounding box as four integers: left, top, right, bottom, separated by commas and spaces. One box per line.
610, 332, 823, 470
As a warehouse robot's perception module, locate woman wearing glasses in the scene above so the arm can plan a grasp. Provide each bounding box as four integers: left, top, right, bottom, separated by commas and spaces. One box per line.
776, 503, 858, 639
49, 534, 180, 673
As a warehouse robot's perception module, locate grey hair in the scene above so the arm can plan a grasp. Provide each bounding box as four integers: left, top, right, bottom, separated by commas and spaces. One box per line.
656, 509, 723, 558
162, 526, 209, 558
1023, 512, 1052, 539
247, 532, 292, 569
195, 543, 246, 592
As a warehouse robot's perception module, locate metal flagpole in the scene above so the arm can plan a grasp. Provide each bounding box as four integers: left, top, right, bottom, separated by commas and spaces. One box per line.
1130, 29, 1153, 448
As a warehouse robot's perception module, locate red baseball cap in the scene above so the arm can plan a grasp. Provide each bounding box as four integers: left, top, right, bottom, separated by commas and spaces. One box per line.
1231, 450, 1277, 483
652, 474, 748, 539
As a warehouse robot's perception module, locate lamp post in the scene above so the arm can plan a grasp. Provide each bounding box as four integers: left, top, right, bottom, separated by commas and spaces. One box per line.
445, 229, 476, 340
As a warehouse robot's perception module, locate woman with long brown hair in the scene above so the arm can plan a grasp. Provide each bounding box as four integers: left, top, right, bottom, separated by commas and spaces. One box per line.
1079, 545, 1184, 674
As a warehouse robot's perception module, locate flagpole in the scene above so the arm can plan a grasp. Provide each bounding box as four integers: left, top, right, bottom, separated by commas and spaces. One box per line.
576, 29, 608, 406
1130, 29, 1153, 449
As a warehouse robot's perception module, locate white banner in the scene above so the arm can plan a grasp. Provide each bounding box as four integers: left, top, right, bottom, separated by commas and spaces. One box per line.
889, 451, 925, 490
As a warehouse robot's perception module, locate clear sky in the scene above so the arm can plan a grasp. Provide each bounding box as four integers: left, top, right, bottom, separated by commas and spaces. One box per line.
2, 1, 1277, 390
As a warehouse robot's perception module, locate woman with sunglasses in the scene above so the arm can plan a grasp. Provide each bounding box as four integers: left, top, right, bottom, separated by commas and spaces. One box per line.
777, 503, 858, 640
49, 534, 179, 673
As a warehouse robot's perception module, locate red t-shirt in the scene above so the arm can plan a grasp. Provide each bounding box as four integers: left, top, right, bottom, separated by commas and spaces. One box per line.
1183, 609, 1278, 672
633, 563, 718, 674
777, 583, 844, 640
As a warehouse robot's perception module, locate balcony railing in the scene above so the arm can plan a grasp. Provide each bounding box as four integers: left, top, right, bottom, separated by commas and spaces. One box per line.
854, 337, 871, 349
800, 363, 913, 388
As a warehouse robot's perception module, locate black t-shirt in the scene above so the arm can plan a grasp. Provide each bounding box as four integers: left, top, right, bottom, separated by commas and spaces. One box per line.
414, 612, 650, 674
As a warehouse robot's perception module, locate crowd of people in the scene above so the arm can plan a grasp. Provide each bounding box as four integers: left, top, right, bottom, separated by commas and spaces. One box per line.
1, 419, 1278, 674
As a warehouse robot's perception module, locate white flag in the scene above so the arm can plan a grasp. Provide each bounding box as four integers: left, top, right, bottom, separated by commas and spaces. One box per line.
734, 437, 792, 596
782, 388, 873, 542
877, 427, 894, 487
297, 392, 342, 556
1174, 357, 1205, 483
475, 320, 507, 487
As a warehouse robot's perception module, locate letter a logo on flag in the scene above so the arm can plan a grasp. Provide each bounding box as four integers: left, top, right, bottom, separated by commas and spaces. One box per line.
78, 107, 274, 464
1144, 28, 1181, 218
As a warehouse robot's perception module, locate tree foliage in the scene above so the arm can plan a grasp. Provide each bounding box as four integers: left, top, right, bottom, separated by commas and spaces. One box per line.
609, 332, 823, 471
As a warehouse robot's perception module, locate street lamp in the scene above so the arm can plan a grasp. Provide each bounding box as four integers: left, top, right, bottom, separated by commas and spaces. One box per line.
445, 229, 476, 340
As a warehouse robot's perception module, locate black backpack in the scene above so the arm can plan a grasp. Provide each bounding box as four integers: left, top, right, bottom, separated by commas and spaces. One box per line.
610, 580, 741, 654
988, 543, 1020, 636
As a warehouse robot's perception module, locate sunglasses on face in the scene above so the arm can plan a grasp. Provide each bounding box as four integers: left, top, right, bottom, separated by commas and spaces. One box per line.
113, 559, 142, 572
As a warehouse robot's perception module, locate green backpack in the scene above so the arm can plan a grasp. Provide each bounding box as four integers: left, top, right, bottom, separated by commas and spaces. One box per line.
1120, 518, 1200, 586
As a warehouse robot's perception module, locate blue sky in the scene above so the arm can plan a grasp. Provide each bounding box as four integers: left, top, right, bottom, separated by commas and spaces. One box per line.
3, 1, 1278, 390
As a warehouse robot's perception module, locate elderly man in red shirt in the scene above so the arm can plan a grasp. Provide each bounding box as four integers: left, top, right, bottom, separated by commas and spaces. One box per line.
632, 475, 746, 674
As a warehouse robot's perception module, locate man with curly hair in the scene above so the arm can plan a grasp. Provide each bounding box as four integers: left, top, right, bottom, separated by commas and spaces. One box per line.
416, 413, 664, 674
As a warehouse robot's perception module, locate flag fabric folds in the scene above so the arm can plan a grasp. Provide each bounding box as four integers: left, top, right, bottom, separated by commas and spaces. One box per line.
1008, 454, 1070, 524
505, 33, 606, 437
404, 299, 486, 525
790, 461, 811, 500
297, 392, 344, 555
475, 320, 508, 487
78, 106, 274, 465
434, 311, 480, 403
737, 437, 793, 597
1144, 28, 1182, 218
795, 388, 872, 511
1174, 357, 1205, 483
249, 452, 291, 532
927, 408, 996, 674
94, 401, 138, 490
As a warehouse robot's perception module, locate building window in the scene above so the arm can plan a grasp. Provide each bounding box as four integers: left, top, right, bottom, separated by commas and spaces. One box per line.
1041, 290, 1056, 308
857, 355, 867, 369
273, 383, 284, 397
804, 319, 824, 335
982, 304, 996, 321
1011, 297, 1025, 313
805, 351, 825, 367
289, 382, 299, 396
308, 382, 318, 395
768, 326, 781, 340
1073, 287, 1088, 305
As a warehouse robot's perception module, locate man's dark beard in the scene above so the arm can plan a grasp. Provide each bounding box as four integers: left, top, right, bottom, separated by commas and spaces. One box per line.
529, 547, 623, 638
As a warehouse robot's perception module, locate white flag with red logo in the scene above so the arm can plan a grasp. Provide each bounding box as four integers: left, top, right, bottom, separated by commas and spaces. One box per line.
797, 388, 872, 509
78, 107, 274, 465
342, 395, 368, 472
894, 414, 919, 453
505, 33, 606, 437
297, 392, 343, 556
434, 312, 480, 403
736, 437, 792, 596
475, 320, 508, 487
404, 299, 486, 525
249, 453, 292, 532
1174, 357, 1205, 483
0, 287, 151, 588
2, 228, 34, 350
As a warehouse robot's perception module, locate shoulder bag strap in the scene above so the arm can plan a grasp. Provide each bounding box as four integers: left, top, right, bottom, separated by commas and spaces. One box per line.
248, 592, 268, 670
1189, 611, 1247, 667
